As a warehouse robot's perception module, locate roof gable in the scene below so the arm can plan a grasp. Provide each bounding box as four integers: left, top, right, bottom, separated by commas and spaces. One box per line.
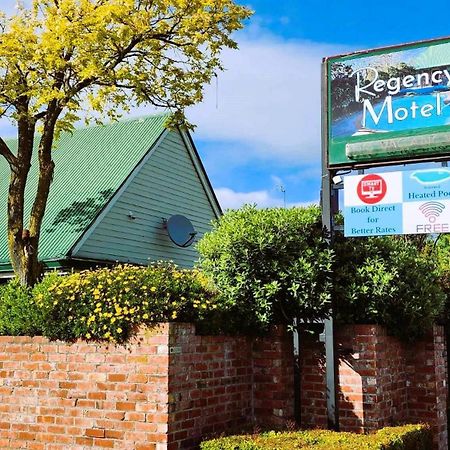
72, 128, 221, 267
0, 114, 168, 264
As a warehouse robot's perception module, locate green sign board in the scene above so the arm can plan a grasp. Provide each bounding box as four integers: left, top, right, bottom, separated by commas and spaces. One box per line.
326, 36, 450, 168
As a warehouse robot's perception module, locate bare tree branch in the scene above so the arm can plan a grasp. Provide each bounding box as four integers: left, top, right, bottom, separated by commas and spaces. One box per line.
0, 137, 17, 168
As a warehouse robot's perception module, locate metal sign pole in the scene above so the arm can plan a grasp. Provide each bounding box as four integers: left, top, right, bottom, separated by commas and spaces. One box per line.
292, 317, 301, 425
321, 169, 339, 431
321, 59, 339, 431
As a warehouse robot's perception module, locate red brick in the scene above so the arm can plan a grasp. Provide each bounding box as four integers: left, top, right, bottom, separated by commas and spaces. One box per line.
85, 428, 105, 438
105, 429, 124, 439
75, 437, 94, 446
116, 402, 135, 411
94, 438, 115, 448
88, 392, 106, 400
0, 323, 445, 450
107, 373, 126, 382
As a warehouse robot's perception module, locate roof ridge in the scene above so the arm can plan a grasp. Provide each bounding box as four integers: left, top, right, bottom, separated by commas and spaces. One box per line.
4, 111, 172, 142
70, 111, 172, 132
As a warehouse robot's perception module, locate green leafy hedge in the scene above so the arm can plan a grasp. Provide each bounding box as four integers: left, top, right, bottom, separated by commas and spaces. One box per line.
0, 207, 446, 343
200, 424, 431, 450
0, 279, 43, 336
197, 205, 333, 333
0, 263, 216, 342
333, 235, 445, 340
430, 234, 450, 323
197, 206, 445, 339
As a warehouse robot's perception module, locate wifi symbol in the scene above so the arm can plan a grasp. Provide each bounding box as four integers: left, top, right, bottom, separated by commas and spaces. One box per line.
419, 201, 446, 223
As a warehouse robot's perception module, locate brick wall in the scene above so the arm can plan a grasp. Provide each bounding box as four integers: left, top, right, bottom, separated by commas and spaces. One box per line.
167, 324, 253, 450
299, 328, 327, 428
406, 326, 448, 450
167, 324, 295, 449
336, 326, 408, 432
0, 324, 295, 450
300, 324, 448, 450
252, 326, 295, 428
0, 323, 446, 449
0, 325, 171, 450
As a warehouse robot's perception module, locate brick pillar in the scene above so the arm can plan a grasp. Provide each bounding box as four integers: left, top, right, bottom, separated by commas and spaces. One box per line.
299, 328, 327, 428
336, 325, 409, 432
167, 323, 253, 450
406, 326, 448, 450
300, 325, 386, 432
252, 326, 295, 428
336, 325, 369, 432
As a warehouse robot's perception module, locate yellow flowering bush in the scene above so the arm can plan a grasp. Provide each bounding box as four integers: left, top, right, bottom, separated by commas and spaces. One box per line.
32, 263, 216, 342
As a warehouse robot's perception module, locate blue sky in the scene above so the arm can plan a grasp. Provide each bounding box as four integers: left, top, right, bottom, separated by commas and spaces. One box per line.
1, 1, 449, 209
188, 0, 450, 208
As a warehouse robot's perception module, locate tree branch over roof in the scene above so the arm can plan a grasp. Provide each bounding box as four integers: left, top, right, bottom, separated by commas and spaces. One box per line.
0, 138, 17, 168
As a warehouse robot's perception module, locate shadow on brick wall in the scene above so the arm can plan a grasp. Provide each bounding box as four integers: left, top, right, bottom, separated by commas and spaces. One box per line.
299, 326, 363, 432
299, 324, 448, 450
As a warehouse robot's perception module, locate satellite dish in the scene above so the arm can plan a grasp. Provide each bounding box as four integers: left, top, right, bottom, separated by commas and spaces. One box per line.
164, 215, 197, 247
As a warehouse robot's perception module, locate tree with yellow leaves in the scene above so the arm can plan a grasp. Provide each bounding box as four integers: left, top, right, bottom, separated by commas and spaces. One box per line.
0, 0, 251, 285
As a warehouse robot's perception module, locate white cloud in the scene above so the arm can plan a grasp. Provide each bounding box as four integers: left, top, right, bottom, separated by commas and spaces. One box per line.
271, 174, 284, 188
188, 32, 350, 164
215, 187, 318, 210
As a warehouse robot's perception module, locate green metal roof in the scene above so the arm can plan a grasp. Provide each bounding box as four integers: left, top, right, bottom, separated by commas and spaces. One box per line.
0, 113, 169, 266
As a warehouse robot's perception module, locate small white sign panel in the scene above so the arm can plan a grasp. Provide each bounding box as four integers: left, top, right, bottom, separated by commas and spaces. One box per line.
344, 168, 450, 237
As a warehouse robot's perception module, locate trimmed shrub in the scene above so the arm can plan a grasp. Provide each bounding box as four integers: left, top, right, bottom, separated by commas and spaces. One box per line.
333, 235, 445, 341
200, 424, 431, 450
0, 278, 42, 336
197, 205, 333, 333
32, 263, 216, 342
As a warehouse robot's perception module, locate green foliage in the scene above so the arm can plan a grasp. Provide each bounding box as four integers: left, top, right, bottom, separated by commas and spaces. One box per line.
197, 205, 333, 333
0, 205, 445, 342
0, 264, 215, 342
31, 271, 75, 340
197, 205, 443, 338
0, 278, 42, 336
333, 235, 445, 340
430, 234, 450, 322
200, 425, 431, 450
32, 263, 216, 342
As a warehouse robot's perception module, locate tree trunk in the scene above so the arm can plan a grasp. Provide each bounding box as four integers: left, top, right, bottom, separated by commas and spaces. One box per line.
7, 169, 42, 286
7, 112, 36, 285
8, 229, 42, 286
8, 148, 51, 286
20, 106, 59, 286
4, 94, 61, 286
5, 103, 59, 287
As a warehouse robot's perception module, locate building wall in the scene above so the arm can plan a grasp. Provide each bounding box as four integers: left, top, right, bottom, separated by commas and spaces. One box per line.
75, 129, 218, 267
